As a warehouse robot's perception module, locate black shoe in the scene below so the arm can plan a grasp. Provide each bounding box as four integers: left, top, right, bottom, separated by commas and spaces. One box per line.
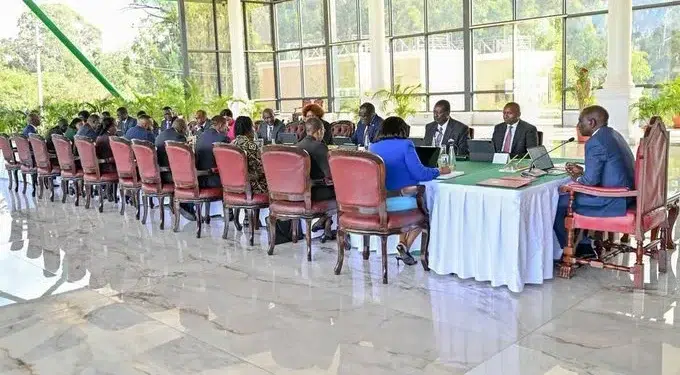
395, 243, 417, 266
575, 243, 596, 258
179, 207, 197, 221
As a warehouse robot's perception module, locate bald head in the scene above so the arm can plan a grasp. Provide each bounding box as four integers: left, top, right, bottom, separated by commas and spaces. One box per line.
305, 117, 325, 141
578, 105, 609, 137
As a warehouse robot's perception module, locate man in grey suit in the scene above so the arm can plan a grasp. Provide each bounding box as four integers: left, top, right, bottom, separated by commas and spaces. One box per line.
491, 102, 538, 158
192, 109, 213, 136
257, 108, 285, 144
116, 107, 137, 135
423, 100, 470, 156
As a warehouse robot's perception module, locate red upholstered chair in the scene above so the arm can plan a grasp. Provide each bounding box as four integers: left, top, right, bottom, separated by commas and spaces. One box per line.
110, 136, 142, 218
559, 120, 670, 288
328, 150, 430, 284
261, 145, 337, 261
131, 139, 175, 230
28, 134, 60, 201
52, 134, 84, 205
74, 136, 119, 212
213, 143, 269, 245
285, 121, 306, 141
11, 134, 37, 196
254, 120, 263, 133
0, 134, 20, 192
165, 141, 222, 238
330, 121, 355, 137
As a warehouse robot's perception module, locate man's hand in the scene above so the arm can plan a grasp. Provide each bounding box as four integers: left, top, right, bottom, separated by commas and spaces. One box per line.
439, 166, 451, 175
565, 162, 583, 180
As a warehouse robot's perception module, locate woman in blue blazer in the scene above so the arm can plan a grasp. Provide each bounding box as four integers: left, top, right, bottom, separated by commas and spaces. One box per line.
369, 117, 450, 265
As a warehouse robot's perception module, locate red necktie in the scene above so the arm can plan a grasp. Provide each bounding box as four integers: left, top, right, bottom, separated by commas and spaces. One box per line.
502, 126, 513, 153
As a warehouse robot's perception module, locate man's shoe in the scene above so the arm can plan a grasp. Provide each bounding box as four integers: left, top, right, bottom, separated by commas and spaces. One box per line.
179, 207, 197, 221
575, 243, 596, 258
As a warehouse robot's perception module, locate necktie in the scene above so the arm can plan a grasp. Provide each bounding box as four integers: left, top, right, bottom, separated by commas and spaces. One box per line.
502, 125, 513, 153
434, 126, 443, 146
268, 126, 272, 141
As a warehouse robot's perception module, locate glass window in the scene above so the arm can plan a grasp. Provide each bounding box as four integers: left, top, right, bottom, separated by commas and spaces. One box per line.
330, 0, 359, 42
472, 0, 513, 25
428, 32, 464, 93
336, 97, 361, 113
215, 1, 230, 51
278, 50, 302, 98
567, 0, 607, 14
248, 53, 276, 99
473, 25, 513, 91
245, 2, 272, 51
565, 14, 607, 108
219, 52, 232, 97
332, 44, 360, 98
391, 0, 424, 36
516, 0, 562, 19
392, 36, 426, 92
429, 94, 465, 111
276, 1, 300, 49
189, 53, 219, 97
632, 5, 680, 85
634, 0, 678, 4
281, 100, 303, 112
428, 0, 463, 32
185, 1, 216, 51
303, 48, 327, 97
301, 0, 326, 46
359, 0, 370, 38
473, 92, 513, 110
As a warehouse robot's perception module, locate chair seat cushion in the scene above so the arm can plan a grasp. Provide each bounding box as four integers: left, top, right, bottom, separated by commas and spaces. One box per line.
339, 209, 427, 232
20, 165, 36, 173
174, 187, 222, 200
38, 166, 60, 175
119, 177, 140, 188
84, 172, 119, 183
270, 199, 336, 216
61, 169, 84, 179
223, 192, 269, 206
572, 206, 666, 234
142, 183, 174, 194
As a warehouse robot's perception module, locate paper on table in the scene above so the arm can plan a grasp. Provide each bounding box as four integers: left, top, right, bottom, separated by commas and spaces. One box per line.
436, 171, 465, 180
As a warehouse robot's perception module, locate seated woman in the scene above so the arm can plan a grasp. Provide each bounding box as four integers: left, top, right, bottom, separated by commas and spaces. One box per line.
301, 103, 333, 145
369, 116, 450, 266
231, 116, 268, 194
95, 116, 118, 174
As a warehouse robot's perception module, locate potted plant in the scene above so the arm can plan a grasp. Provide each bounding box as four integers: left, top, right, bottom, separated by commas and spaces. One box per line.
632, 76, 680, 129
572, 59, 605, 142
371, 83, 423, 119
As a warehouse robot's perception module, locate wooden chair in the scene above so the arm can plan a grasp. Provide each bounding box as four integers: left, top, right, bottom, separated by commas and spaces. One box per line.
11, 134, 37, 196
74, 136, 119, 212
328, 150, 431, 284
165, 141, 222, 238
261, 145, 337, 261
110, 137, 142, 218
0, 133, 20, 192
131, 139, 175, 230
559, 120, 670, 288
28, 134, 60, 201
284, 121, 306, 141
52, 134, 84, 206
213, 143, 269, 245
330, 120, 355, 137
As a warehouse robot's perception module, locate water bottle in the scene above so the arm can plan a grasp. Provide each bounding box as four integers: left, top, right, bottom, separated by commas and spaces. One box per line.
448, 143, 456, 171
438, 145, 449, 168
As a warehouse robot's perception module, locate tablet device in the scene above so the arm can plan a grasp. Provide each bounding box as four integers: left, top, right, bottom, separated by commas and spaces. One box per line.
468, 139, 495, 162
278, 133, 298, 145
415, 146, 441, 168
527, 145, 554, 170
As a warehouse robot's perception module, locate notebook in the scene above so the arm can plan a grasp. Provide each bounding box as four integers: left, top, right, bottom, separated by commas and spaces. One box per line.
477, 176, 535, 189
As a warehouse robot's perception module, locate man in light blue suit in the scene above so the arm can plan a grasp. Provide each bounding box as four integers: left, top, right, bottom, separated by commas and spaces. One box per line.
554, 105, 635, 255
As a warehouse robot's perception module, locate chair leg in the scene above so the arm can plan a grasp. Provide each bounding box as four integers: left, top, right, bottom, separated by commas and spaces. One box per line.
195, 202, 203, 238
172, 199, 180, 232
222, 205, 230, 239
267, 215, 277, 255
658, 227, 668, 274
335, 229, 345, 275
7, 169, 12, 191
119, 187, 126, 216
159, 196, 166, 230
420, 225, 430, 271
558, 228, 576, 279
12, 170, 19, 192
21, 173, 27, 194
249, 209, 256, 246
48, 177, 55, 202
305, 218, 313, 261
204, 202, 211, 224
75, 181, 81, 206
631, 238, 645, 289
135, 192, 141, 220
98, 185, 105, 213
38, 176, 44, 199
292, 219, 299, 243
254, 209, 261, 230
234, 208, 243, 231
362, 235, 370, 260
381, 236, 388, 284
61, 179, 68, 204
31, 173, 37, 197
141, 193, 149, 224
85, 184, 92, 209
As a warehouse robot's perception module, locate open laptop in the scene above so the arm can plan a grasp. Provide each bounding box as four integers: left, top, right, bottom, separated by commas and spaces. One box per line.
468, 139, 495, 162
415, 146, 440, 168
278, 133, 298, 145
526, 145, 567, 176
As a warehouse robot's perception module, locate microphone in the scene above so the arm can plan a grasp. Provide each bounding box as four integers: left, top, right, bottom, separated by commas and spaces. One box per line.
523, 137, 575, 176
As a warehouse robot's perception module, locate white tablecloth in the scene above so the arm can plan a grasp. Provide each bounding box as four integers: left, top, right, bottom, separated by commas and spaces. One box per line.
426, 177, 569, 293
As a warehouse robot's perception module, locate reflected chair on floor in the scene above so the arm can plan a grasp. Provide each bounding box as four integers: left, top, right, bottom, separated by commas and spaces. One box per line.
131, 139, 176, 230
11, 134, 37, 196
110, 136, 142, 218
28, 134, 60, 201
559, 119, 670, 288
261, 145, 337, 261
213, 143, 269, 245
0, 134, 20, 192
165, 141, 222, 238
328, 150, 431, 284
52, 134, 84, 205
74, 136, 119, 212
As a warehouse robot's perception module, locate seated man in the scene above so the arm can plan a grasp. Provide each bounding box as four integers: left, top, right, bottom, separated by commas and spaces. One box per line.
296, 117, 335, 238
22, 112, 40, 138
257, 108, 285, 144
155, 118, 196, 221
554, 105, 635, 255
124, 115, 156, 143
117, 107, 137, 135
195, 115, 228, 188
423, 99, 469, 155
491, 102, 538, 158
76, 114, 100, 139
351, 102, 383, 147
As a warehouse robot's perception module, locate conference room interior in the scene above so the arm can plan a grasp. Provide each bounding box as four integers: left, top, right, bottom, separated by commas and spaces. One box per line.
3, 0, 680, 374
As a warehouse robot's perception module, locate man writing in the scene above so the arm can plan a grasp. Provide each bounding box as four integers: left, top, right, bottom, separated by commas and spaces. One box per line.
258, 108, 284, 144
117, 107, 137, 135
124, 115, 156, 143
423, 100, 469, 155
193, 110, 212, 136
195, 116, 228, 188
351, 103, 383, 147
491, 102, 538, 158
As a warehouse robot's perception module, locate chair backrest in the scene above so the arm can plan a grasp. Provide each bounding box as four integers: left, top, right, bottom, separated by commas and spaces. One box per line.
285, 121, 306, 141
131, 139, 162, 187
52, 134, 78, 174
634, 119, 669, 227
330, 121, 355, 137
28, 134, 53, 172
11, 135, 33, 168
109, 136, 138, 182
165, 140, 199, 194
213, 143, 250, 196
74, 136, 101, 177
328, 150, 388, 223
254, 120, 263, 133
0, 133, 16, 164
537, 130, 544, 145
261, 145, 311, 205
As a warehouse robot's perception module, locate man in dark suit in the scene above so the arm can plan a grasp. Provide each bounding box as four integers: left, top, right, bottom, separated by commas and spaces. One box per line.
124, 115, 156, 143
423, 100, 469, 155
554, 105, 635, 255
160, 107, 175, 132
195, 116, 228, 188
258, 108, 285, 143
491, 102, 538, 158
22, 112, 40, 138
116, 107, 137, 135
351, 102, 383, 147
76, 114, 100, 139
193, 109, 213, 136
155, 118, 196, 221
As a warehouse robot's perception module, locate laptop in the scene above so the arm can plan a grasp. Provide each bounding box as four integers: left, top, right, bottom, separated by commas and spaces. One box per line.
468, 139, 495, 162
278, 133, 298, 145
410, 138, 427, 147
333, 136, 352, 145
526, 145, 567, 176
415, 146, 441, 168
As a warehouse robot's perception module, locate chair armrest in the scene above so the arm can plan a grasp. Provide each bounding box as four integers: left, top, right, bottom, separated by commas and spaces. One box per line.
561, 183, 638, 198
159, 166, 171, 172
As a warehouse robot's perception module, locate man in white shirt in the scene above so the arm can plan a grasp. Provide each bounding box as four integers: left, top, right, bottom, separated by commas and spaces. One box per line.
257, 108, 284, 144
423, 100, 470, 155
491, 102, 539, 158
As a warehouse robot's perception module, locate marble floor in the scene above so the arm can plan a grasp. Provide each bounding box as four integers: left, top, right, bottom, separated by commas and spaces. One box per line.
2, 133, 680, 374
